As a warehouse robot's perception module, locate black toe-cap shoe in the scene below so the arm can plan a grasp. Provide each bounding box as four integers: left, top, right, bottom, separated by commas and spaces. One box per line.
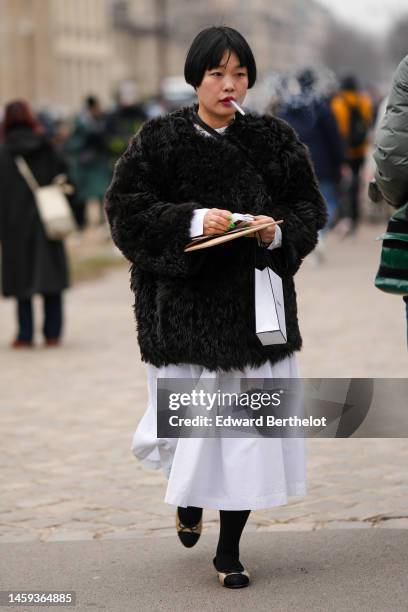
213, 557, 250, 588
176, 512, 202, 548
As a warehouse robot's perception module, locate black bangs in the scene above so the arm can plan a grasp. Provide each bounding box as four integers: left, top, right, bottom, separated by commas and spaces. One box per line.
184, 26, 257, 89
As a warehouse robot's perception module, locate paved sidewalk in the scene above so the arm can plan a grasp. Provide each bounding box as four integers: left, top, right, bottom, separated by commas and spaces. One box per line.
0, 223, 407, 545
295, 224, 407, 377
1, 530, 408, 612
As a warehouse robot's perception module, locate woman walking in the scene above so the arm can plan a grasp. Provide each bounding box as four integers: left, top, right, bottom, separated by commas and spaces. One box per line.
105, 26, 326, 588
0, 100, 69, 347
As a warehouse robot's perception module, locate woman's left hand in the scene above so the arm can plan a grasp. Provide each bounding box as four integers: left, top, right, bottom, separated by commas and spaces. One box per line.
248, 215, 276, 245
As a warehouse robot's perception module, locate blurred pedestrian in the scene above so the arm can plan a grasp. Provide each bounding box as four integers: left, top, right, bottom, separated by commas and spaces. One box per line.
64, 95, 111, 226
371, 55, 408, 345
106, 82, 147, 163
0, 100, 69, 347
331, 75, 373, 234
279, 68, 345, 233
105, 26, 326, 588
143, 95, 167, 119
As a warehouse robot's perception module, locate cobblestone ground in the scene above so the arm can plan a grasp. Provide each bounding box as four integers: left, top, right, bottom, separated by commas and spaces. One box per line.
1, 223, 407, 543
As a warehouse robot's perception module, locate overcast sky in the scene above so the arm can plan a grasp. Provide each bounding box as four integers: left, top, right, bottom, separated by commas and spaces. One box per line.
315, 0, 408, 34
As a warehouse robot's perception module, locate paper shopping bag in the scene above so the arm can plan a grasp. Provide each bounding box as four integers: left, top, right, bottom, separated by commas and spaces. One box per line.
255, 266, 287, 345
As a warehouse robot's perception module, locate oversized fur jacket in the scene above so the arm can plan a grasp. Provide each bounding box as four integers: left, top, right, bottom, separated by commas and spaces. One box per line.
105, 103, 327, 371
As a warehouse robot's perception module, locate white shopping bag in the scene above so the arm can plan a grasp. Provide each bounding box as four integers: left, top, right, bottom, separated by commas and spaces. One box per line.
15, 156, 76, 240
255, 266, 287, 345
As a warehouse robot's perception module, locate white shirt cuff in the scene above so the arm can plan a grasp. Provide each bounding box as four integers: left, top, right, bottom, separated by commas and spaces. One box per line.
190, 208, 209, 237
267, 225, 282, 250
256, 224, 282, 249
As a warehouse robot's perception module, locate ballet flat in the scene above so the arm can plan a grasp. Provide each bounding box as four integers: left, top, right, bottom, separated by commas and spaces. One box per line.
176, 510, 202, 548
213, 557, 250, 588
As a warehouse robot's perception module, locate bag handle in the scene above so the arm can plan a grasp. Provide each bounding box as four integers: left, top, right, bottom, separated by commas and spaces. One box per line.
194, 111, 278, 259
193, 111, 276, 220
15, 156, 40, 193
253, 230, 271, 271
193, 111, 261, 173
193, 111, 226, 139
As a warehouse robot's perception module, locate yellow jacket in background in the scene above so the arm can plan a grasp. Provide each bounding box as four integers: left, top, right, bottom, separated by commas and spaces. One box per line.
331, 90, 373, 160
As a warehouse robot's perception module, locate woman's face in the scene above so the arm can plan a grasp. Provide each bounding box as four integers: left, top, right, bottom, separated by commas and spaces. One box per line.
196, 50, 248, 121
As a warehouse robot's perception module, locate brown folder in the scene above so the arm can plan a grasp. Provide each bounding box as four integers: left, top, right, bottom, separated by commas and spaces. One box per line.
184, 220, 283, 252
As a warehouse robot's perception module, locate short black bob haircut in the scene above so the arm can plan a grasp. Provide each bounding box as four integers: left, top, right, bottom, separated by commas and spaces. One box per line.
184, 26, 257, 90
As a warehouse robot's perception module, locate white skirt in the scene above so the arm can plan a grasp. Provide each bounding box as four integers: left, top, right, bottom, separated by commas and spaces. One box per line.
131, 356, 307, 510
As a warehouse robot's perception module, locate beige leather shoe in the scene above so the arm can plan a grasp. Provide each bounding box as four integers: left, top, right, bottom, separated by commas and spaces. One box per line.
213, 557, 250, 588
176, 510, 202, 548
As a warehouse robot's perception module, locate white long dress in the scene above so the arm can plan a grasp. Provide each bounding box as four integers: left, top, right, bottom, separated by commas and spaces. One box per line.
131, 122, 307, 511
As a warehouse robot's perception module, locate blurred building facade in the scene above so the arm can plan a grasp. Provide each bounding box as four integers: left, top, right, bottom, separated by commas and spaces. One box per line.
163, 0, 330, 74
0, 0, 330, 114
0, 0, 113, 114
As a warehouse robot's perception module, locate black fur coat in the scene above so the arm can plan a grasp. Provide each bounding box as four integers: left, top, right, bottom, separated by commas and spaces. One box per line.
105, 104, 327, 371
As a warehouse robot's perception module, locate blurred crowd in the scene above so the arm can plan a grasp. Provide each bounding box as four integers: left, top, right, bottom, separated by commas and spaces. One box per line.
270, 68, 380, 242
0, 66, 399, 348
0, 68, 382, 236
0, 81, 197, 232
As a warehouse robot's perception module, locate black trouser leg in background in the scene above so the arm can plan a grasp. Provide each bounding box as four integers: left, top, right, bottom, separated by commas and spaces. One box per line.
42, 293, 63, 340
69, 193, 86, 230
215, 509, 251, 571
348, 158, 364, 227
16, 298, 33, 342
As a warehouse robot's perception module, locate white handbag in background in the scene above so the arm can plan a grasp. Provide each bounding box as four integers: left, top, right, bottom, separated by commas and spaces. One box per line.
255, 265, 287, 345
15, 156, 76, 241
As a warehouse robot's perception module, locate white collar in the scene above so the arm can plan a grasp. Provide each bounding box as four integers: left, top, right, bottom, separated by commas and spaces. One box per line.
194, 123, 228, 137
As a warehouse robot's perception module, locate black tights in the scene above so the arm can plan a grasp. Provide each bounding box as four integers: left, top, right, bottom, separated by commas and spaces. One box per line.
177, 506, 251, 571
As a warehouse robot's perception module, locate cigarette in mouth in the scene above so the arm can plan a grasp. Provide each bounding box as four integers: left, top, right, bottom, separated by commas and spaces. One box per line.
229, 99, 245, 115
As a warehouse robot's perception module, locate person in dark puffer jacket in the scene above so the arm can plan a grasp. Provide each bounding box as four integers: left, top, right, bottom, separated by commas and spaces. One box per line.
372, 54, 408, 345
279, 68, 345, 232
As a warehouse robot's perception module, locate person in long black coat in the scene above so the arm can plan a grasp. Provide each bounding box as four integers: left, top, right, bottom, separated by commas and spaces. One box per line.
0, 100, 69, 347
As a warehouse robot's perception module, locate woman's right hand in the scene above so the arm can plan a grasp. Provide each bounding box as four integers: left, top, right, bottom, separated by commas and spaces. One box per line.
203, 208, 232, 235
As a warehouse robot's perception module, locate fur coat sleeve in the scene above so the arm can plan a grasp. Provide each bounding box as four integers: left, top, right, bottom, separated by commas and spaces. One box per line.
104, 129, 206, 278
259, 117, 327, 277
